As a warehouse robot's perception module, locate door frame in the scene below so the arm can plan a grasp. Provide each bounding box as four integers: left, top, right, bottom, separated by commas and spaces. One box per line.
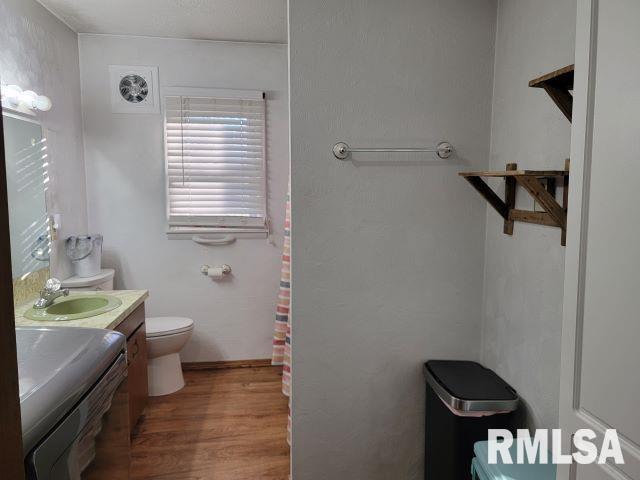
558, 0, 640, 478
0, 93, 25, 476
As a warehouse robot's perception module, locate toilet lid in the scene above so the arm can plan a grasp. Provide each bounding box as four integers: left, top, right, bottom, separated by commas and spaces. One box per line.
146, 317, 194, 337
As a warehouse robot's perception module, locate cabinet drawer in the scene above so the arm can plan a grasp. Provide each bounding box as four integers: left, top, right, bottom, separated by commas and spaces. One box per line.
126, 324, 148, 433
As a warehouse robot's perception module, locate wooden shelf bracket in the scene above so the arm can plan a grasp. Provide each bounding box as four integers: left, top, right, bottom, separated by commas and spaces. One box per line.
529, 65, 575, 122
459, 160, 570, 245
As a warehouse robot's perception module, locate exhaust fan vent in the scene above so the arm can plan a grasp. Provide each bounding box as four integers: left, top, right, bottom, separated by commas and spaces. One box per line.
109, 65, 159, 114
119, 74, 149, 103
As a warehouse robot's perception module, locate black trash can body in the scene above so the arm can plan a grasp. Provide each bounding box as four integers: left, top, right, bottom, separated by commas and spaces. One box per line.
423, 360, 518, 480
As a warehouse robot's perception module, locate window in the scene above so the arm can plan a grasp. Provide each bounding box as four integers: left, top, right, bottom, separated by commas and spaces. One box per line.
164, 89, 266, 232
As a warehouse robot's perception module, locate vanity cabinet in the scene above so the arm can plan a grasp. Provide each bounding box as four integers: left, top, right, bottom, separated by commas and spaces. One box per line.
114, 303, 148, 434
126, 323, 148, 430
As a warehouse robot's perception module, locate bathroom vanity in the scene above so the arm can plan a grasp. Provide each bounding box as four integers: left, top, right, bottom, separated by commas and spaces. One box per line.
113, 301, 149, 431
15, 290, 150, 434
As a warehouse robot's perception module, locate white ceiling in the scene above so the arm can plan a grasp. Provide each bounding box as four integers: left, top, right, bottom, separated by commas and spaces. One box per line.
37, 0, 287, 44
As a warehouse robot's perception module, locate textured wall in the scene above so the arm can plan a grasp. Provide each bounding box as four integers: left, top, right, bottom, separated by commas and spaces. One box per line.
79, 35, 289, 362
0, 0, 87, 280
289, 0, 497, 477
481, 0, 576, 429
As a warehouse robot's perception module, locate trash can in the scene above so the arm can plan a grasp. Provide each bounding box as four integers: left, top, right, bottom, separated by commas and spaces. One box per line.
66, 234, 103, 278
471, 440, 556, 480
423, 360, 519, 480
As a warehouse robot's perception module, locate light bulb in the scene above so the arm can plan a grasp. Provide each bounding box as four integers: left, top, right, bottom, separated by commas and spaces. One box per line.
35, 95, 52, 111
20, 90, 38, 109
1, 84, 23, 107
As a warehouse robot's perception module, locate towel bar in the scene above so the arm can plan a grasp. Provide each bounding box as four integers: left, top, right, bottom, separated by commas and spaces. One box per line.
332, 141, 453, 160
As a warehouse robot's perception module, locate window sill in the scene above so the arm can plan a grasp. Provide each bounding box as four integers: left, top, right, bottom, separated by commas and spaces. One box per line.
166, 226, 269, 241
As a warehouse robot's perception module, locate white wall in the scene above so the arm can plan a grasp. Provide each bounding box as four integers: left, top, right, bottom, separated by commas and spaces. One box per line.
0, 0, 87, 280
289, 0, 496, 478
79, 35, 289, 361
481, 0, 576, 430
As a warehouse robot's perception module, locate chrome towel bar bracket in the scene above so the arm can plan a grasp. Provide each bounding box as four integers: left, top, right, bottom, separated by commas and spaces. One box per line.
332, 141, 454, 160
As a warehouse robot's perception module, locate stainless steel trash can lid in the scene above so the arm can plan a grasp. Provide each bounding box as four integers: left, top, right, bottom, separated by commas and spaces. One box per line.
424, 360, 519, 413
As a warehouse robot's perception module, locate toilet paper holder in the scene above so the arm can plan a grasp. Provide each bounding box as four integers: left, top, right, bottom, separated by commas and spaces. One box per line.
200, 264, 232, 277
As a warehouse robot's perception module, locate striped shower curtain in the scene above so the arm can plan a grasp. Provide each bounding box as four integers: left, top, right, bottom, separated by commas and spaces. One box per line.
272, 185, 291, 444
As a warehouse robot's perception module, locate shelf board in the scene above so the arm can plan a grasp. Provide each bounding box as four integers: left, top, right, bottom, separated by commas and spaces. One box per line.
460, 161, 570, 245
459, 169, 568, 178
529, 64, 575, 89
529, 64, 574, 122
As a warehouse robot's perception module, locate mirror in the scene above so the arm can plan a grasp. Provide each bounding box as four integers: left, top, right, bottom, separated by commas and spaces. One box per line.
3, 112, 50, 280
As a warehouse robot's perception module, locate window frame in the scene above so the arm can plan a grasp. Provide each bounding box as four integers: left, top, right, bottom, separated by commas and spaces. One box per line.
162, 87, 268, 238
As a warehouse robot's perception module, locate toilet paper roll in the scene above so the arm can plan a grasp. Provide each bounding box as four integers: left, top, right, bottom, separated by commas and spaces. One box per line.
206, 267, 225, 279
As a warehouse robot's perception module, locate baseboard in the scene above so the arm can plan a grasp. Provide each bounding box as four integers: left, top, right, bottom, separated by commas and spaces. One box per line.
182, 358, 274, 370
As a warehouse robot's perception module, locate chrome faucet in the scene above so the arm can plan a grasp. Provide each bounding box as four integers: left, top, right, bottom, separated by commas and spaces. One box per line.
34, 278, 69, 309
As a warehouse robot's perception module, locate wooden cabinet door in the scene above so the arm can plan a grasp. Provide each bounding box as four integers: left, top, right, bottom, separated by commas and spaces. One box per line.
114, 303, 149, 434
127, 324, 148, 433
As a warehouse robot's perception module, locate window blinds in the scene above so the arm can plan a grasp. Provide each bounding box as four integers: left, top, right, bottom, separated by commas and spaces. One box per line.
165, 94, 266, 228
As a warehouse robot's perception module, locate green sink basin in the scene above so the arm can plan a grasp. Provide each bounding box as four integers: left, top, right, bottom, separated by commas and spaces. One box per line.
24, 295, 123, 321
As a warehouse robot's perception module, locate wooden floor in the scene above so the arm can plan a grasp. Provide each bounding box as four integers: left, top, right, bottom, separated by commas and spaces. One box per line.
130, 367, 290, 480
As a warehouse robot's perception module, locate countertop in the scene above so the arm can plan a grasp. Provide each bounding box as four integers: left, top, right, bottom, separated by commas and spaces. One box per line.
15, 290, 149, 330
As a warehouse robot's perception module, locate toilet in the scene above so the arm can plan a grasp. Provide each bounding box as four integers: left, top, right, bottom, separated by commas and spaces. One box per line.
145, 317, 194, 396
61, 268, 115, 291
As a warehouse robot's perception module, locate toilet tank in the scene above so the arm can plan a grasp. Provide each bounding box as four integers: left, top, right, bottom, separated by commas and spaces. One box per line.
61, 268, 115, 291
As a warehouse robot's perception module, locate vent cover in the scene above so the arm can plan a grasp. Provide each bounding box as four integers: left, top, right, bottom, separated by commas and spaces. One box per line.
109, 65, 159, 114
119, 75, 149, 103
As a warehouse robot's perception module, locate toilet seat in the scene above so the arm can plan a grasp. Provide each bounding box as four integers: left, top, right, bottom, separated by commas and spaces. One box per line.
146, 317, 194, 338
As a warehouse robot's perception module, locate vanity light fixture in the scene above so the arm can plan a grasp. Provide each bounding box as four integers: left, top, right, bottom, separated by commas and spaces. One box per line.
1, 84, 52, 112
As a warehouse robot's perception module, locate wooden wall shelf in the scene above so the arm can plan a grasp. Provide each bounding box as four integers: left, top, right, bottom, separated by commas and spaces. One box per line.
460, 160, 570, 245
529, 65, 574, 122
